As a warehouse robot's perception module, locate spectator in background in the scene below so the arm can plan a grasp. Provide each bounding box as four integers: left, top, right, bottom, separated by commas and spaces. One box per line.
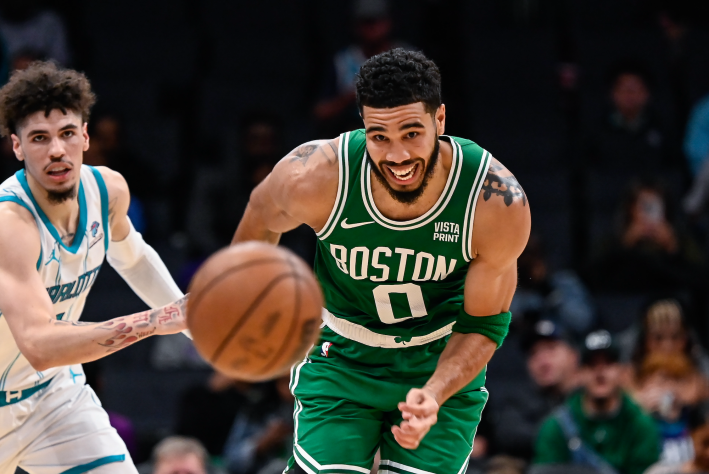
141, 436, 211, 474
645, 406, 709, 474
186, 112, 284, 258
489, 320, 580, 461
683, 95, 709, 177
512, 235, 596, 337
534, 330, 660, 474
681, 95, 709, 217
84, 112, 154, 233
222, 376, 294, 474
585, 180, 705, 294
632, 353, 701, 465
0, 2, 71, 66
583, 60, 672, 173
625, 300, 709, 465
628, 299, 709, 380
313, 0, 411, 136
185, 111, 315, 268
175, 371, 277, 458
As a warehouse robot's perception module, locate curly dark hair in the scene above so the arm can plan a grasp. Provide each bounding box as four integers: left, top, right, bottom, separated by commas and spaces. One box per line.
355, 48, 442, 115
0, 61, 96, 137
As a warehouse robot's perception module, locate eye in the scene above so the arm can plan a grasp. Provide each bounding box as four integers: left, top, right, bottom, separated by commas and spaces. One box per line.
405, 131, 418, 139
62, 130, 74, 137
374, 134, 387, 142
31, 135, 45, 142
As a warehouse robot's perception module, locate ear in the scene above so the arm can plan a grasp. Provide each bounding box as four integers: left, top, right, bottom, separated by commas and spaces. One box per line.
435, 104, 446, 135
11, 134, 24, 162
82, 122, 90, 152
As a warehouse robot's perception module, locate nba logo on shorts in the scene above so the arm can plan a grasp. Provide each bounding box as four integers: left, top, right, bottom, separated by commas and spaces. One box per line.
321, 341, 333, 357
91, 221, 99, 237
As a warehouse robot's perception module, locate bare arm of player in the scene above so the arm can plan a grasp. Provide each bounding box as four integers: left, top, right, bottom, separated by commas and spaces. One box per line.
232, 138, 341, 244
393, 157, 531, 449
98, 166, 132, 241
0, 202, 187, 372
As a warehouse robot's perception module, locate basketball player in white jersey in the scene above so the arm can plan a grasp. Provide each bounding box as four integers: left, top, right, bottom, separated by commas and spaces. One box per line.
0, 63, 190, 473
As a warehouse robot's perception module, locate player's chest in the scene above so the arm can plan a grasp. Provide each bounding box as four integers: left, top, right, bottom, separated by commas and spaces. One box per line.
39, 235, 105, 308
322, 222, 467, 284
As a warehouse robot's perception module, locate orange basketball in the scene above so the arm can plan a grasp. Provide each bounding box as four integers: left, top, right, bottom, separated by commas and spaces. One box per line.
186, 242, 323, 381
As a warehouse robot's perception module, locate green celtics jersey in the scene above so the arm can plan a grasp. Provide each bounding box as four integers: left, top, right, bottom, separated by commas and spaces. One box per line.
313, 129, 491, 347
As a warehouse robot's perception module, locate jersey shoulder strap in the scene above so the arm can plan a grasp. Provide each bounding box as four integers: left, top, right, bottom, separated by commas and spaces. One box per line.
449, 137, 491, 262
83, 165, 111, 251
449, 136, 488, 174
316, 129, 366, 240
0, 171, 35, 216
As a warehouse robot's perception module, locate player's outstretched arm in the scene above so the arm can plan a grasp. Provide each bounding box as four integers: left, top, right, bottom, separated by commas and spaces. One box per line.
394, 157, 531, 449
232, 138, 340, 244
0, 202, 187, 372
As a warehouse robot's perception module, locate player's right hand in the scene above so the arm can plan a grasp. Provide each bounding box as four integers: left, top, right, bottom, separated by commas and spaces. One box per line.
392, 387, 439, 449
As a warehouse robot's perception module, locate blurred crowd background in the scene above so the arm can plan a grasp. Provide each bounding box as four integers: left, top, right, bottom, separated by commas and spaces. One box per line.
5, 0, 709, 473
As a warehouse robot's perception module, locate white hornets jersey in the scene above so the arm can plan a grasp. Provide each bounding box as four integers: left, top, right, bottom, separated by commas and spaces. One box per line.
0, 166, 109, 391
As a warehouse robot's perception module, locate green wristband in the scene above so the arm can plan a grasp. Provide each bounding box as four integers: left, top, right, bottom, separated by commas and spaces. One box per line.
451, 309, 512, 348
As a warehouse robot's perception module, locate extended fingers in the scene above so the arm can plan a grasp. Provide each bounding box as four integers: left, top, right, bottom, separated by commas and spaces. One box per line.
392, 425, 421, 449
391, 415, 437, 450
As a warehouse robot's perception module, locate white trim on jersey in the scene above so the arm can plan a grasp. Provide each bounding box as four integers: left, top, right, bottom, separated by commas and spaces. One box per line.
318, 132, 351, 241
462, 150, 491, 262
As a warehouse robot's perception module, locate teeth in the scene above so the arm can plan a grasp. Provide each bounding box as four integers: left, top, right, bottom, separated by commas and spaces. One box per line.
389, 164, 416, 179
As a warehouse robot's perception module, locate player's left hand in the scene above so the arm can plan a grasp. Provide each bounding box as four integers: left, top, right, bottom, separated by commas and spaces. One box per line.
393, 388, 439, 449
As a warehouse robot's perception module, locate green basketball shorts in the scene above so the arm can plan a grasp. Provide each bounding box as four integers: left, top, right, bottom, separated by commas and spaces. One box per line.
284, 326, 488, 474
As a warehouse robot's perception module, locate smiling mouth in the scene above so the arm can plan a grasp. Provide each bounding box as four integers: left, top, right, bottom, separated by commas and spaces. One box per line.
385, 162, 419, 183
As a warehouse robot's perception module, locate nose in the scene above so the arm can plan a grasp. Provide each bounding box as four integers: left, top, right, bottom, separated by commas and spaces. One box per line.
48, 137, 66, 159
385, 139, 411, 164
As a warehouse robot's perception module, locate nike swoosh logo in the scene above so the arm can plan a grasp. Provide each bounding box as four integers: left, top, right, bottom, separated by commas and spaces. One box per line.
341, 218, 375, 229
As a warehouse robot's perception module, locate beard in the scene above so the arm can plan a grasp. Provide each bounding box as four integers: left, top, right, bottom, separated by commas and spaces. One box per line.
47, 186, 77, 204
368, 138, 440, 205
23, 161, 77, 204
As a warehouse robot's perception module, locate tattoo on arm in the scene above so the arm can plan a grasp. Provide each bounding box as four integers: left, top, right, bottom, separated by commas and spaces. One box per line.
325, 140, 338, 159
52, 295, 188, 353
482, 165, 527, 207
288, 140, 337, 166
489, 161, 504, 173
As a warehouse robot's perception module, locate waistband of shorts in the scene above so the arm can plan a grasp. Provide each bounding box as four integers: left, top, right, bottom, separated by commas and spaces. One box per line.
322, 309, 454, 348
0, 377, 54, 407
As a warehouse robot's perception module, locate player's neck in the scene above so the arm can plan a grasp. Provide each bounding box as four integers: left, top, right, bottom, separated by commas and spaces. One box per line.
370, 139, 453, 221
26, 171, 81, 241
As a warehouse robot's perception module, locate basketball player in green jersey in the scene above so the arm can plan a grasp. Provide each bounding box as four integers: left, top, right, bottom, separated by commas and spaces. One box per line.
233, 49, 530, 474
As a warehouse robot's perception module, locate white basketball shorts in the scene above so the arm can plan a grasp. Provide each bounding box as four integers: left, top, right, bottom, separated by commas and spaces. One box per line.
0, 365, 137, 474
